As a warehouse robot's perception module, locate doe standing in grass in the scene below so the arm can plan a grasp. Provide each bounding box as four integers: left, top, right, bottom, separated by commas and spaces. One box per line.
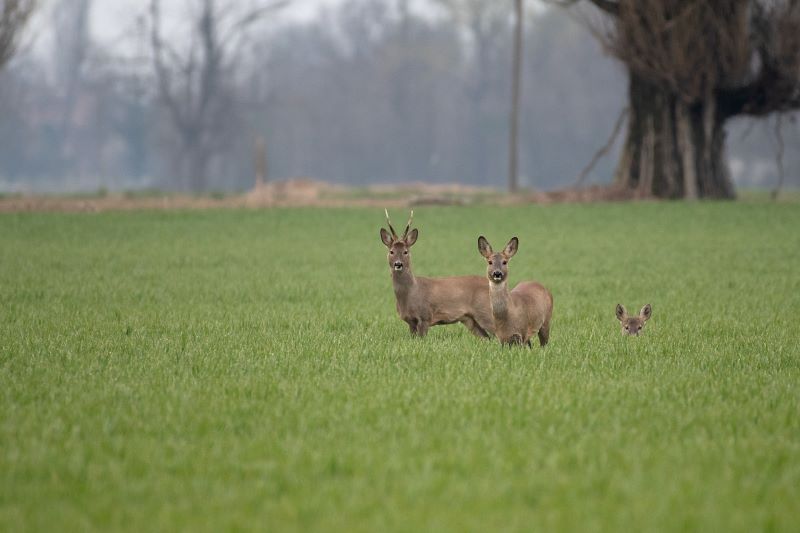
478, 236, 553, 347
380, 210, 494, 338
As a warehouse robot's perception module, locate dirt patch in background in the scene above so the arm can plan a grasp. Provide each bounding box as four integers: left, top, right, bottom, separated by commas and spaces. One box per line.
517, 185, 650, 204
0, 179, 651, 213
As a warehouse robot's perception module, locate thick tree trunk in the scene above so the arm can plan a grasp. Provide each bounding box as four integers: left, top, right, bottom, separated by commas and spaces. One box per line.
616, 75, 735, 199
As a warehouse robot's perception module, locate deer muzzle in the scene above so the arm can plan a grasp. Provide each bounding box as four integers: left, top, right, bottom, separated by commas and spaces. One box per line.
393, 261, 403, 271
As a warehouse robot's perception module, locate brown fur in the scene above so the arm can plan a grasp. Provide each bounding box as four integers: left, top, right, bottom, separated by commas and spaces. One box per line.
615, 304, 652, 336
380, 213, 494, 338
478, 236, 553, 347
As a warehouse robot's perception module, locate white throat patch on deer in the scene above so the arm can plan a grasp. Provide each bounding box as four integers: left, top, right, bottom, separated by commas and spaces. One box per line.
477, 235, 553, 348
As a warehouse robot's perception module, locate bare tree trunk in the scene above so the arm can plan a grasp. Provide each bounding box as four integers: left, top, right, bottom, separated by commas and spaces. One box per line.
0, 0, 36, 69
616, 75, 735, 199
508, 0, 523, 193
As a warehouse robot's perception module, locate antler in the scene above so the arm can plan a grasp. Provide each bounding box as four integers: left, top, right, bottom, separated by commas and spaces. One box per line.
384, 208, 398, 238
402, 210, 414, 239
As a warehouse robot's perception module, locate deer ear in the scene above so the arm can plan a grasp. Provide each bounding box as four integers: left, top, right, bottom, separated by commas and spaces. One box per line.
615, 304, 627, 322
405, 228, 418, 247
503, 237, 518, 258
478, 236, 492, 258
380, 228, 393, 247
640, 304, 652, 321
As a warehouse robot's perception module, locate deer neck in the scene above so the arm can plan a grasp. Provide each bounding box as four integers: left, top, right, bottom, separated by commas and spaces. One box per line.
489, 281, 511, 319
391, 267, 417, 300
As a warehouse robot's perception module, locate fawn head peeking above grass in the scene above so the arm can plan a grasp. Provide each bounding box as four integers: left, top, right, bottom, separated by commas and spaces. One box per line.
615, 304, 652, 336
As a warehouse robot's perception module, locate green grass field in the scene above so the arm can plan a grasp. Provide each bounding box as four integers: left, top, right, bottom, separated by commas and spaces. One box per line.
1, 202, 799, 531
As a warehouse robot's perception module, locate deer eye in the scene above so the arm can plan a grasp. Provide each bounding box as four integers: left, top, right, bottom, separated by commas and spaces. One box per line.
403, 251, 408, 255
625, 325, 630, 330
502, 260, 507, 265
389, 250, 394, 255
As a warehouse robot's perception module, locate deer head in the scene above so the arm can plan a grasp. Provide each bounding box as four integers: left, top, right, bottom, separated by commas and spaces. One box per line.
380, 209, 418, 273
615, 304, 652, 336
478, 236, 518, 284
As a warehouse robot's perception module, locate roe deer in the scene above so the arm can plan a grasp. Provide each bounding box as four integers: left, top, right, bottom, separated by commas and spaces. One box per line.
477, 236, 553, 347
615, 304, 652, 336
380, 210, 494, 338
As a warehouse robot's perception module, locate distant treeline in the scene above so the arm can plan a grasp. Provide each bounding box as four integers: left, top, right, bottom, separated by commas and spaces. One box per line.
0, 0, 795, 193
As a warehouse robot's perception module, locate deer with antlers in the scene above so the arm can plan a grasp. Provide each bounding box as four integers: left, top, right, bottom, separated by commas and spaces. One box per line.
380, 210, 494, 338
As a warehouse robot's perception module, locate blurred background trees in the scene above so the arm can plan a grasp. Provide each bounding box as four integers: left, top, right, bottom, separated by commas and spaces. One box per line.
564, 0, 800, 199
0, 0, 36, 68
149, 0, 286, 191
0, 0, 796, 194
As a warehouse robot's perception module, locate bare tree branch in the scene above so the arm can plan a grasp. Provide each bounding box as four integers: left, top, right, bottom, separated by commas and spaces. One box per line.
574, 107, 628, 186
148, 0, 280, 191
560, 0, 800, 198
584, 0, 620, 16
719, 1, 799, 117
150, 0, 189, 135
233, 1, 289, 30
545, 0, 619, 15
0, 0, 36, 69
542, 0, 580, 8
219, 1, 289, 52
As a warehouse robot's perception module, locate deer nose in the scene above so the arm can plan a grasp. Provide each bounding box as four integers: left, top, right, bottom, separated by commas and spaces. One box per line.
393, 261, 403, 269
491, 270, 503, 280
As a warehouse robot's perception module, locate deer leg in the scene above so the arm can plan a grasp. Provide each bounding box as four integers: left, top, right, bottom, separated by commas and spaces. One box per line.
415, 321, 430, 337
462, 316, 490, 338
406, 318, 418, 335
537, 320, 550, 347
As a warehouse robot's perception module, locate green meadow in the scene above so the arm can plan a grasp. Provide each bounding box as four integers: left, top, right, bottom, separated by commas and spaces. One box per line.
1, 202, 799, 531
